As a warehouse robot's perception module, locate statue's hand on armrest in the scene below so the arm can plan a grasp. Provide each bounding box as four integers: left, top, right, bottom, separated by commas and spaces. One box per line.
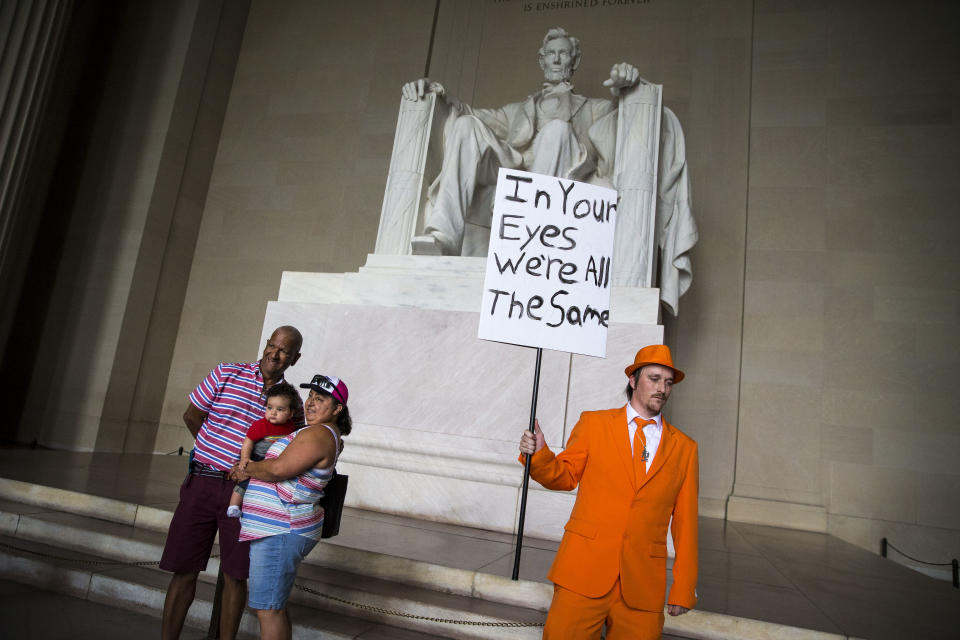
602, 62, 643, 96
402, 78, 442, 101
402, 78, 461, 109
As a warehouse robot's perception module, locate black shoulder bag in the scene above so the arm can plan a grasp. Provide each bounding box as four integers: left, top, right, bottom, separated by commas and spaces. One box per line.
319, 471, 348, 538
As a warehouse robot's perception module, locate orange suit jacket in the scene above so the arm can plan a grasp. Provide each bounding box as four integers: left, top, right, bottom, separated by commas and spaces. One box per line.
526, 406, 698, 611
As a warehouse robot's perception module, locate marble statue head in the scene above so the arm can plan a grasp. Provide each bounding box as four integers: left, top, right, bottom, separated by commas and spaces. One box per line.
538, 27, 581, 83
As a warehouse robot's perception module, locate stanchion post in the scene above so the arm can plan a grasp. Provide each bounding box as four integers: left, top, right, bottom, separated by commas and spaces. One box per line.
512, 347, 544, 581
207, 567, 224, 639
880, 537, 887, 558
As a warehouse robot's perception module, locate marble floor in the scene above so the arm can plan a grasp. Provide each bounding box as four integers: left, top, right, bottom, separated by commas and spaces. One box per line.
1, 448, 958, 639
0, 578, 458, 640
0, 579, 177, 640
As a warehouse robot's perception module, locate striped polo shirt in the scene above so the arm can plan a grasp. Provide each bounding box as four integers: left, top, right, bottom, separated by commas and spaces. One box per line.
239, 425, 339, 542
189, 361, 305, 471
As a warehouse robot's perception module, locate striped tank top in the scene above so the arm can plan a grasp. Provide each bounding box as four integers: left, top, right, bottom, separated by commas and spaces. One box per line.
239, 424, 339, 542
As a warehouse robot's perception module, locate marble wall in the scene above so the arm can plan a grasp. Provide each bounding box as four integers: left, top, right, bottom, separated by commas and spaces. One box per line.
156, 0, 439, 452
732, 0, 960, 569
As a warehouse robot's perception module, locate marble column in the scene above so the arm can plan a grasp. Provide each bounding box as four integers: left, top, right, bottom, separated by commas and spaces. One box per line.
0, 0, 73, 350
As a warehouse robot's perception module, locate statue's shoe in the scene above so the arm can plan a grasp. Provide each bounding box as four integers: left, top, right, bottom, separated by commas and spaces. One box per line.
411, 234, 444, 255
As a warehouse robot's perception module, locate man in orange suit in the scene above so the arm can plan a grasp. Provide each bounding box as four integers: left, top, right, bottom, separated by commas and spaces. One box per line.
519, 344, 698, 639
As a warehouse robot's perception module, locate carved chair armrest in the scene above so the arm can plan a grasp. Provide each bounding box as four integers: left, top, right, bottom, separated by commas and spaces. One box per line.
375, 93, 451, 255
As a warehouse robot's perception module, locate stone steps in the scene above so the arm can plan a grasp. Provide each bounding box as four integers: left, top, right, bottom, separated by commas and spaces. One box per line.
0, 476, 553, 611
0, 477, 860, 640
0, 533, 458, 639
0, 493, 546, 639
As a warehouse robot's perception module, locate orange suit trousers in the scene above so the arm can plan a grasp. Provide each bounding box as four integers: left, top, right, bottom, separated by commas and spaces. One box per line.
543, 578, 664, 640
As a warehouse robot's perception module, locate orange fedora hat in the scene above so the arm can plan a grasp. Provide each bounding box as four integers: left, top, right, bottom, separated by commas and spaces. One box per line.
624, 344, 685, 383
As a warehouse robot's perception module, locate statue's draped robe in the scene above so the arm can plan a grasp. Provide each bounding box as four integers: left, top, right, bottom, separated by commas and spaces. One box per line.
424, 83, 697, 314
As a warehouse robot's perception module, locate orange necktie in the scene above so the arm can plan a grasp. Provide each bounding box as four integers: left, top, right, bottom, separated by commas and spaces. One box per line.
633, 417, 656, 483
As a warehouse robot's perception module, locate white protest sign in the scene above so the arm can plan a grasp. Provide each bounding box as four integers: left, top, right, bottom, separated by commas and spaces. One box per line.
478, 168, 617, 358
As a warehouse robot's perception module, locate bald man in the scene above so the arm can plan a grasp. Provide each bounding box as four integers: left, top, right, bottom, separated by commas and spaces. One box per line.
160, 326, 306, 640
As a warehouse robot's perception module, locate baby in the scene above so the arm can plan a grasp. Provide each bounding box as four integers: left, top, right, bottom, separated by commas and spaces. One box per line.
226, 382, 300, 518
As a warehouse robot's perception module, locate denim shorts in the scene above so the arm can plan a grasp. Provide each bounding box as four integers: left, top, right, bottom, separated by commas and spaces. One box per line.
247, 533, 318, 610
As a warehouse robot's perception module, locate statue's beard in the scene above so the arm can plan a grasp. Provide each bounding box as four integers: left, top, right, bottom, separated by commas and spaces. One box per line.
543, 67, 572, 83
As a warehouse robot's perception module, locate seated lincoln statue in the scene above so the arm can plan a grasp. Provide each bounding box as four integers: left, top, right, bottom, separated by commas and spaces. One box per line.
398, 27, 697, 314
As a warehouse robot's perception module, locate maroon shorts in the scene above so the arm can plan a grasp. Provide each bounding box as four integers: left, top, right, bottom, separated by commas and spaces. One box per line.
159, 473, 250, 580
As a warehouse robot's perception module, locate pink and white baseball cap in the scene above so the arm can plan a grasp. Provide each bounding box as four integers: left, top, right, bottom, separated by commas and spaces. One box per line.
300, 374, 349, 405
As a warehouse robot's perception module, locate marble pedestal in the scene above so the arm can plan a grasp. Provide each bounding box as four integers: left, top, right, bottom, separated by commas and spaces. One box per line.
261, 255, 663, 541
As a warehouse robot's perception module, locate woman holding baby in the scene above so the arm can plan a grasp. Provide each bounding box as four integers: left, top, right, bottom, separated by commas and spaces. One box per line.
231, 373, 351, 640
